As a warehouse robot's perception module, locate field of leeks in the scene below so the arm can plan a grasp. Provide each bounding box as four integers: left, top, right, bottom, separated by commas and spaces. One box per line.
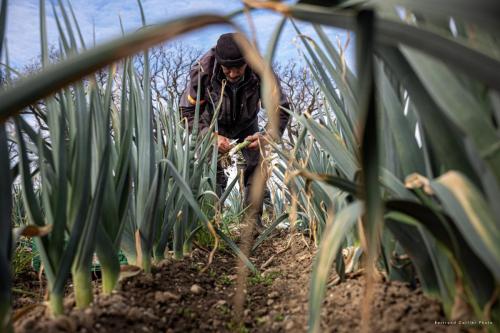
0, 0, 499, 332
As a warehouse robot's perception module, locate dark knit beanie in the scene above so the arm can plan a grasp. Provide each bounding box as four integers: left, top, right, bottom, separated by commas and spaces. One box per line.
215, 33, 246, 67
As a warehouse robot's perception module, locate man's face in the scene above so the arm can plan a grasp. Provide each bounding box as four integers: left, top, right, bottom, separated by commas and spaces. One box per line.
221, 64, 247, 83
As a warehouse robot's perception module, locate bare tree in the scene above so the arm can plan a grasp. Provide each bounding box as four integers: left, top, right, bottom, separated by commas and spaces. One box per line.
134, 42, 201, 111
276, 60, 321, 115
275, 60, 323, 145
21, 45, 62, 75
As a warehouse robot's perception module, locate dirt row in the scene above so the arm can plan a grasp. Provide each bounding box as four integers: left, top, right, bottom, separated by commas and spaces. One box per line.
13, 230, 447, 332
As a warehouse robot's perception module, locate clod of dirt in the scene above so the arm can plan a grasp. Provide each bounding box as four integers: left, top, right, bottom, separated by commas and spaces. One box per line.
154, 291, 181, 303
190, 284, 203, 295
214, 300, 227, 307
50, 315, 77, 333
268, 291, 279, 299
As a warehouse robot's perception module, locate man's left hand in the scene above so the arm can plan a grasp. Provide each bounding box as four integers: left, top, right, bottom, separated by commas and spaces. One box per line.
245, 132, 268, 150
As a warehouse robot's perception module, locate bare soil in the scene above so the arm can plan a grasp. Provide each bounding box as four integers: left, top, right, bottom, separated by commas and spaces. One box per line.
13, 230, 446, 332
12, 270, 45, 311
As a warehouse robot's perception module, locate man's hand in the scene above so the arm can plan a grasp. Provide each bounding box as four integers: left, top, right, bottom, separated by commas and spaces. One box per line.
245, 132, 268, 150
217, 134, 232, 154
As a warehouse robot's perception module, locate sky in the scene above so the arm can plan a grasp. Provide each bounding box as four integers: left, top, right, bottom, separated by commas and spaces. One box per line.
4, 0, 354, 71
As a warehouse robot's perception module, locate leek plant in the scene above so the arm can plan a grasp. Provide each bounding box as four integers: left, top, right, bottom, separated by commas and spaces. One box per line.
149, 96, 215, 261
123, 1, 164, 273
1, 0, 497, 331
93, 61, 133, 294
0, 0, 260, 319
0, 0, 12, 331
12, 0, 124, 311
116, 3, 250, 268
149, 83, 248, 264
243, 0, 500, 331
0, 120, 13, 333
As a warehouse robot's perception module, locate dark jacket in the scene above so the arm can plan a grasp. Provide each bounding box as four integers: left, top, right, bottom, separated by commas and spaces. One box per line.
179, 48, 290, 139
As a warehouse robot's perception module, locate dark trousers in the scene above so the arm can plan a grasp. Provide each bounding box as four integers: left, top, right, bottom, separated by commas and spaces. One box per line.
216, 122, 269, 223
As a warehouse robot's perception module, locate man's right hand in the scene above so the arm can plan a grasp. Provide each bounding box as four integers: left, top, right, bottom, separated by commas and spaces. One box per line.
217, 134, 232, 154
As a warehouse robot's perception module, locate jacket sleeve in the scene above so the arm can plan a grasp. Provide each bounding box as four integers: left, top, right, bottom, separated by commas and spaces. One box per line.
179, 51, 213, 133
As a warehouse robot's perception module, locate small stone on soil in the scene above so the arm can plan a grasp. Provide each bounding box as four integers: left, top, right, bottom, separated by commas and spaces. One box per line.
154, 291, 181, 303
262, 267, 280, 277
256, 308, 267, 316
215, 300, 227, 307
190, 284, 203, 294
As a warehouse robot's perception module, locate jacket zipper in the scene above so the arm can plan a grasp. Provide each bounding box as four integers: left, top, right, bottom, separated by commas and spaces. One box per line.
231, 85, 237, 122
